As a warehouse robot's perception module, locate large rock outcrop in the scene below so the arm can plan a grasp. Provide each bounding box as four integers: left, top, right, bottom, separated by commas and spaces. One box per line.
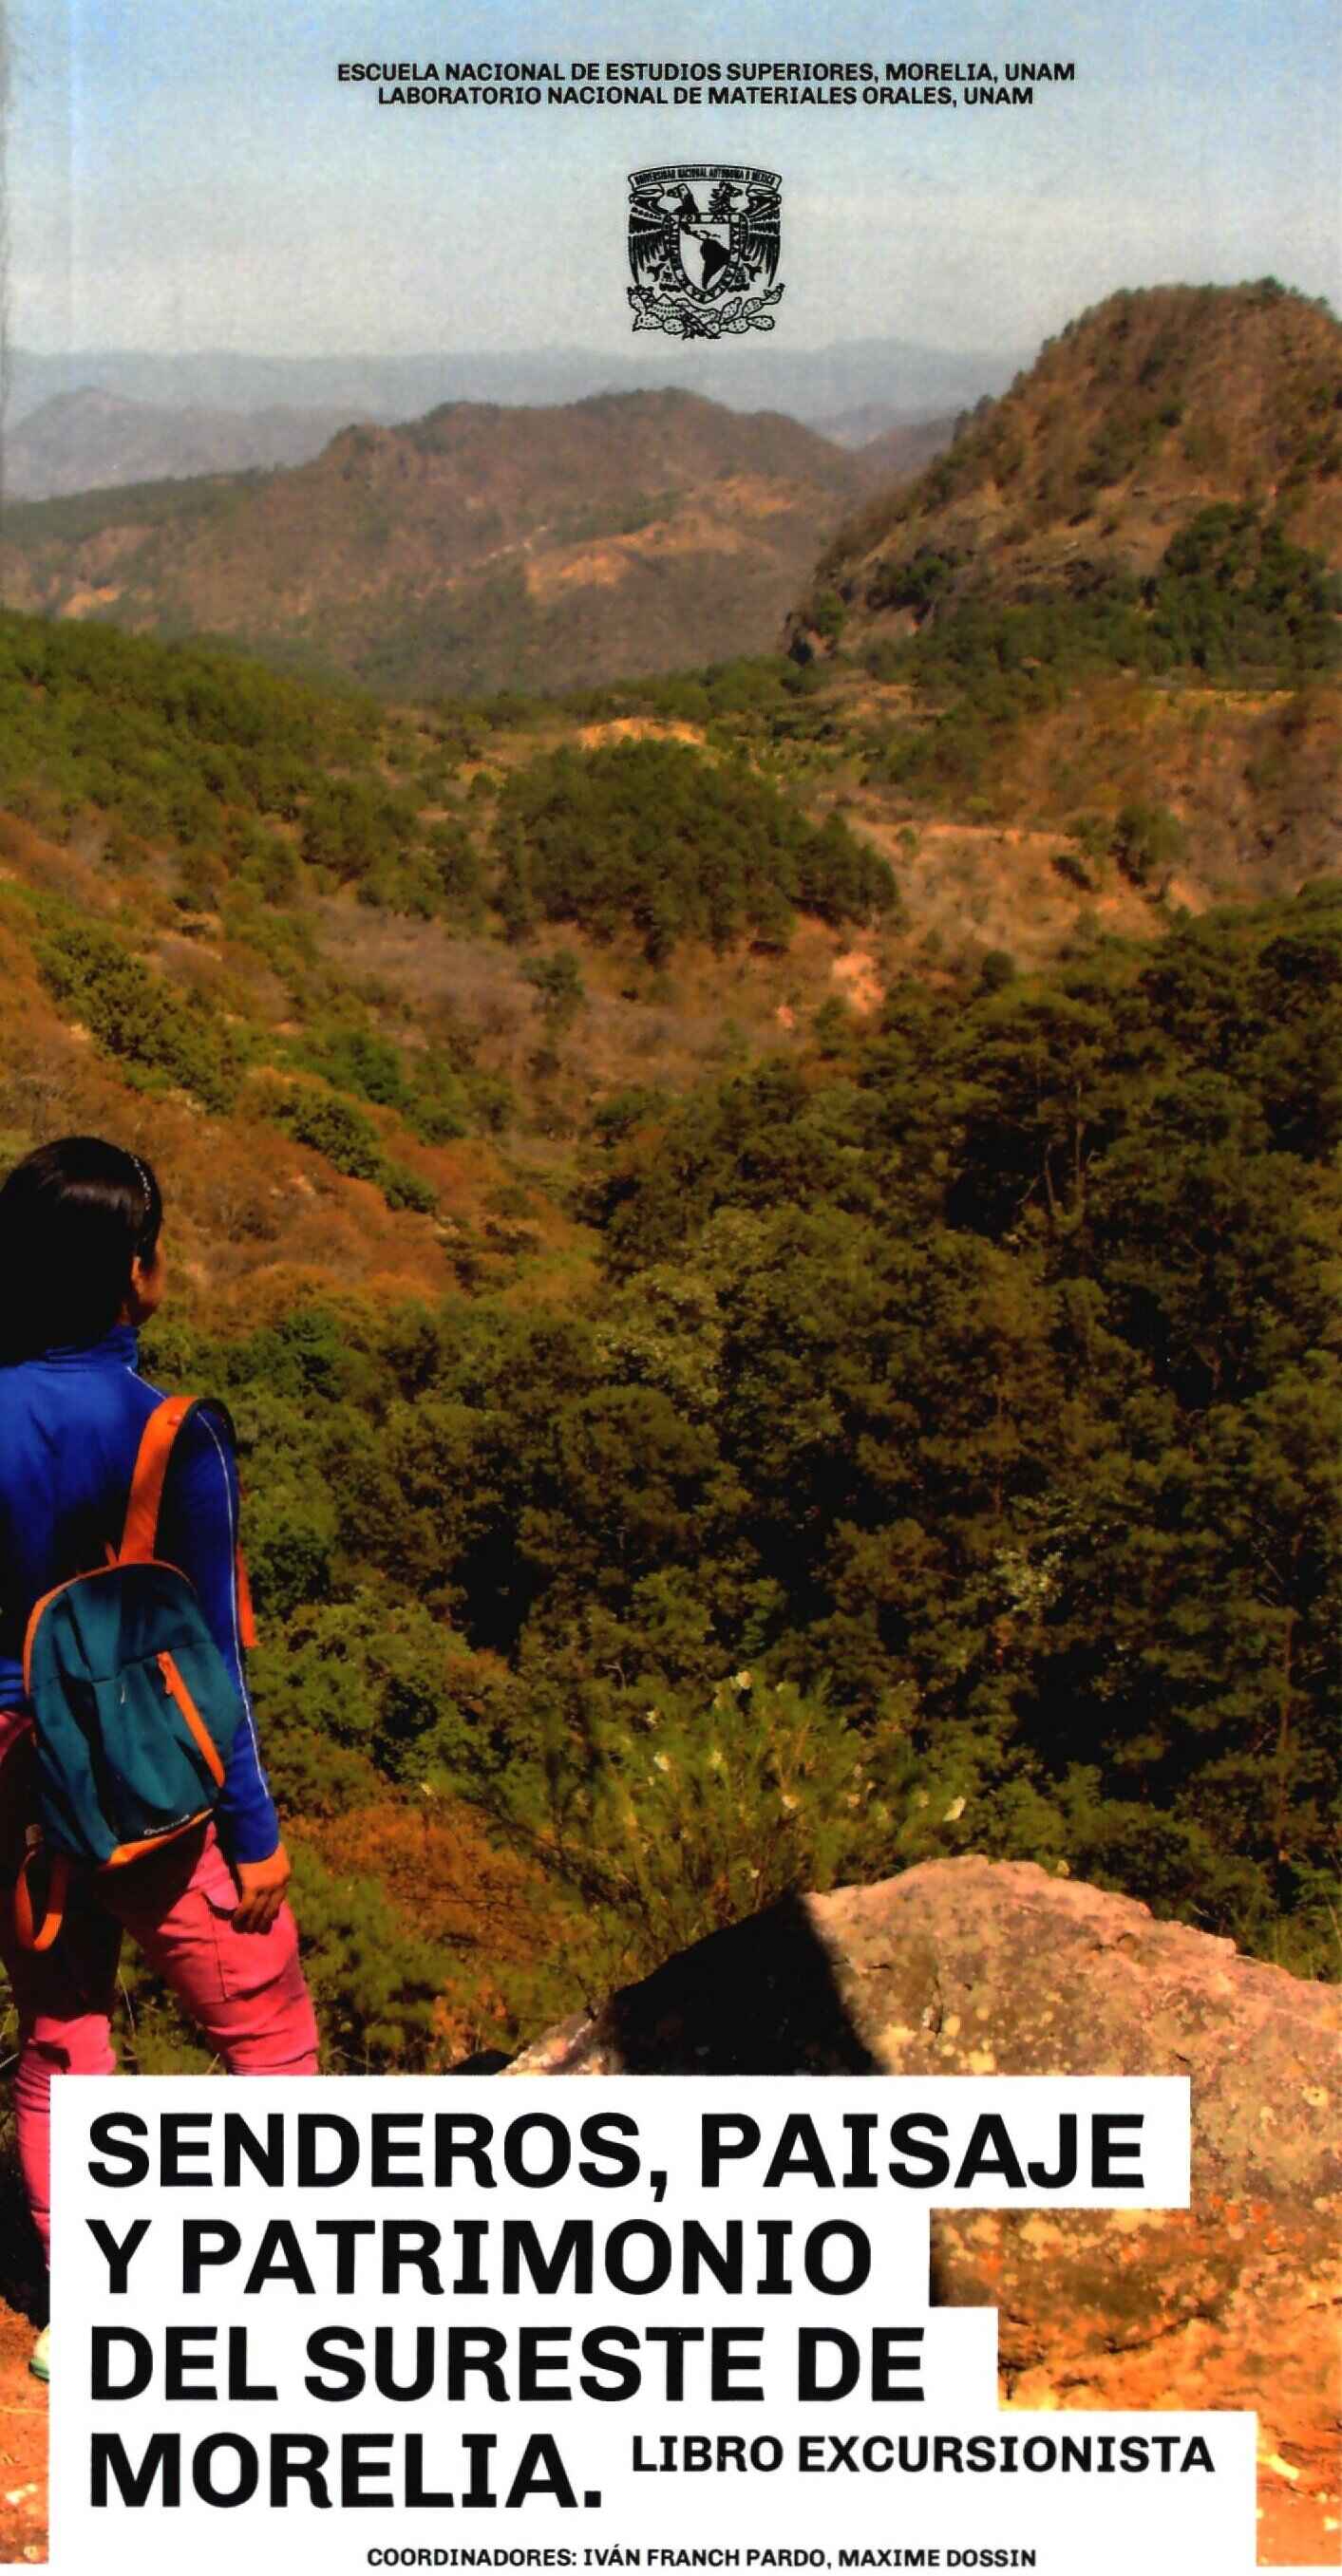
506, 1856, 1340, 2567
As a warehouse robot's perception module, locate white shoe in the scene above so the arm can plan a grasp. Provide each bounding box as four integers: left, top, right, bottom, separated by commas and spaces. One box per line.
28, 2325, 49, 2383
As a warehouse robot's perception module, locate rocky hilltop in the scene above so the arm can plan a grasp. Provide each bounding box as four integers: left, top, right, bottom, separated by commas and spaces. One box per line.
507, 1856, 1341, 2567
791, 282, 1342, 655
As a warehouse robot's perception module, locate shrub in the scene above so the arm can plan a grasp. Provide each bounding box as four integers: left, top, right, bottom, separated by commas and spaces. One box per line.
1110, 801, 1185, 889
37, 916, 245, 1110
256, 1081, 386, 1180
451, 1669, 912, 1985
251, 1077, 435, 1211
284, 1844, 457, 2069
494, 740, 895, 959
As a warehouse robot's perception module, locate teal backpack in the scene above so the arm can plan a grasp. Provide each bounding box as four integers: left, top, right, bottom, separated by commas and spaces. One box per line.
15, 1396, 252, 1951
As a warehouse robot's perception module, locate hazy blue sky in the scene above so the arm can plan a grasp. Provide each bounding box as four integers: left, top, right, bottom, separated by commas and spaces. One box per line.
10, 0, 1340, 357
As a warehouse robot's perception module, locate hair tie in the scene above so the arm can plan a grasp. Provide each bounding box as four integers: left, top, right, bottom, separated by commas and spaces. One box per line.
128, 1153, 153, 1220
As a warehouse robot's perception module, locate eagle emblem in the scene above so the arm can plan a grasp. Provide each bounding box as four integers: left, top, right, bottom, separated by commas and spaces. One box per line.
628, 165, 784, 339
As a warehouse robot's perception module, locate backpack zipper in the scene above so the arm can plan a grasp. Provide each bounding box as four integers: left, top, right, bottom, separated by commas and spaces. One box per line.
156, 1651, 226, 1788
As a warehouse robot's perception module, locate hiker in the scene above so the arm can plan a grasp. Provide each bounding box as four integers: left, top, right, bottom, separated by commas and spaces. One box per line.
0, 1137, 319, 2380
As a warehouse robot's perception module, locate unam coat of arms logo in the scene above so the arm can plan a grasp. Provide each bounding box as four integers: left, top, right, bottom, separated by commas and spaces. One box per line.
628, 164, 784, 339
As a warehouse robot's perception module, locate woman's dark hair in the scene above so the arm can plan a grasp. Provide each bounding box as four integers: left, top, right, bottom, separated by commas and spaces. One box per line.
0, 1137, 162, 1363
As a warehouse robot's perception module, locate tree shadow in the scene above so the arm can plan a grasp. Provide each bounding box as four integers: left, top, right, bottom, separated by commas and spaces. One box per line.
471, 1890, 955, 2302
598, 1889, 885, 2075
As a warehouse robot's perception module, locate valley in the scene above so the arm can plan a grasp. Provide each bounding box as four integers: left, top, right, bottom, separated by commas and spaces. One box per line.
0, 278, 1335, 2092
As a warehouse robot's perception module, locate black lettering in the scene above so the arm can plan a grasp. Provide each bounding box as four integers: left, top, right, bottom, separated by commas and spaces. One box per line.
91, 2326, 152, 2400
86, 2216, 150, 2294
245, 2220, 315, 2295
161, 2114, 213, 2184
90, 2433, 180, 2507
1094, 2115, 1144, 2188
506, 2435, 580, 2509
433, 2115, 497, 2189
1027, 2115, 1078, 2190
305, 2326, 365, 2401
888, 2116, 950, 2187
87, 2114, 148, 2189
701, 2115, 760, 2186
370, 2116, 425, 2186
503, 2115, 572, 2188
872, 2327, 925, 2400
297, 2116, 360, 2188
579, 2326, 641, 2400
798, 2327, 859, 2400
578, 2114, 640, 2189
194, 2435, 259, 2507
183, 2219, 240, 2292
446, 2329, 509, 2401
956, 2115, 1027, 2191
165, 2325, 218, 2400
340, 2435, 392, 2507
312, 2218, 377, 2293
270, 2435, 331, 2507
382, 2220, 444, 2295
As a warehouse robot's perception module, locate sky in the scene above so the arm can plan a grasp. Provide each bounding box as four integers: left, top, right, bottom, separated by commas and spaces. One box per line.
8, 0, 1340, 360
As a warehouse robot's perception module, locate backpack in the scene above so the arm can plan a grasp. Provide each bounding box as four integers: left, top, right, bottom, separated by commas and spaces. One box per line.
14, 1395, 255, 1952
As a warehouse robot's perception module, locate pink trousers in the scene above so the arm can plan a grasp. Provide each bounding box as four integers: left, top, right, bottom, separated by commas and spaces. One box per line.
0, 1744, 318, 2261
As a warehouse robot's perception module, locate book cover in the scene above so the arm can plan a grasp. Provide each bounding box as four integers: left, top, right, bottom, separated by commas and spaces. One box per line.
0, 3, 1337, 2570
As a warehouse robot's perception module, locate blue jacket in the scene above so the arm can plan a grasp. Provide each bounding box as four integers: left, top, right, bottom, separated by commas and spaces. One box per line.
0, 1325, 280, 1865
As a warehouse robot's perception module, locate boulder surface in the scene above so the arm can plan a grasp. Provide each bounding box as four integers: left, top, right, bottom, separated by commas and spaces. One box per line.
506, 1856, 1341, 2566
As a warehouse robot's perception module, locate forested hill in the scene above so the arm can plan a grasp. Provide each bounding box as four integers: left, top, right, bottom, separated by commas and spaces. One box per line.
0, 390, 864, 696
0, 261, 1338, 2075
791, 282, 1342, 657
0, 592, 1337, 2067
78, 876, 1342, 2056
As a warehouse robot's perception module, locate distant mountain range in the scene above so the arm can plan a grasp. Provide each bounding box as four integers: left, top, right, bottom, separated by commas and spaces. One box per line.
813, 404, 942, 448
0, 389, 884, 695
11, 288, 1332, 706
3, 387, 361, 501
6, 337, 1021, 436
847, 415, 960, 490
2, 379, 957, 509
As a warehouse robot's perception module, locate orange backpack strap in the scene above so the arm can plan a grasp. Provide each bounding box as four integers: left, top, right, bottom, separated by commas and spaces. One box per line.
236, 1548, 257, 1650
118, 1395, 238, 1566
14, 1843, 70, 1953
118, 1396, 198, 1563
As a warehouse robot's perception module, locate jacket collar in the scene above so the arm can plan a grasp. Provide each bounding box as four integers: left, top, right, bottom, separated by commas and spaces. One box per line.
39, 1324, 141, 1369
